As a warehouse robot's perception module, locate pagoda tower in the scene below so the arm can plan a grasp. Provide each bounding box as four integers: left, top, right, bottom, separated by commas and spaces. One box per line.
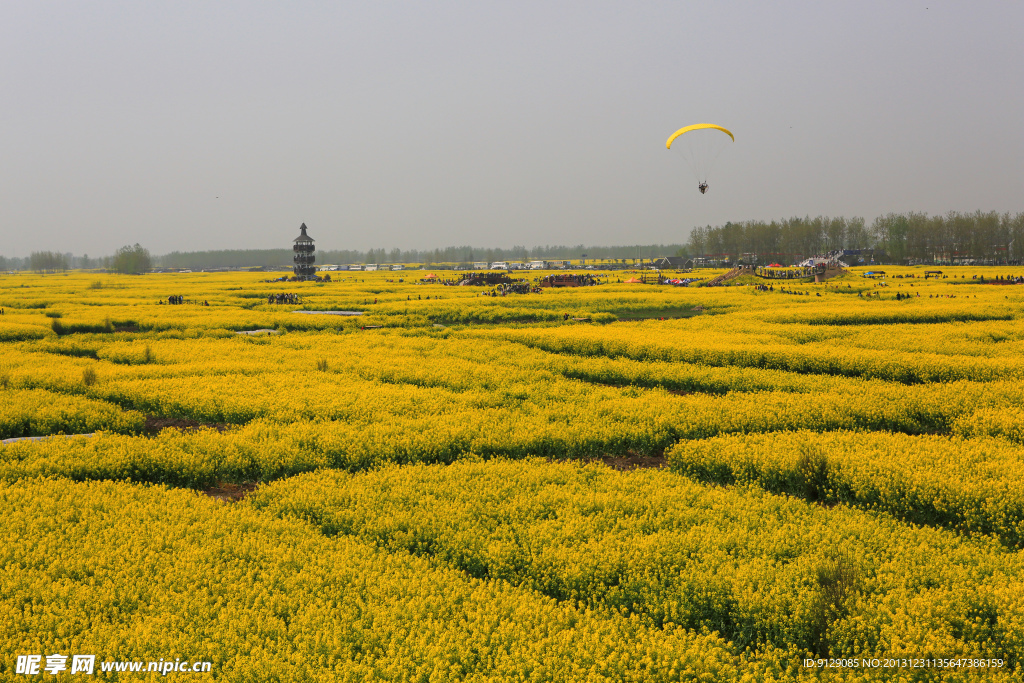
292, 223, 316, 279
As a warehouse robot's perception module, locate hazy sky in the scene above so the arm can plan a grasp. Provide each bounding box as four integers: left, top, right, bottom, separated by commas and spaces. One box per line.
2, 1, 1022, 256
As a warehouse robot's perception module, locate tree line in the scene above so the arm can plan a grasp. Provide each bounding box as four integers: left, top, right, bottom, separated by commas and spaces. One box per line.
0, 246, 150, 274
682, 211, 1024, 264
156, 244, 685, 269
2, 252, 91, 273
3, 211, 1023, 272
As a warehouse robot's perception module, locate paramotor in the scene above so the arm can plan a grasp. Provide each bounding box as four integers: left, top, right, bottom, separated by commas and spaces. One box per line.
666, 123, 734, 194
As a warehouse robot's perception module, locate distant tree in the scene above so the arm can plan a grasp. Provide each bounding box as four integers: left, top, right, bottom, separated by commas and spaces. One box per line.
871, 213, 909, 262
845, 218, 870, 249
30, 251, 68, 273
111, 244, 152, 274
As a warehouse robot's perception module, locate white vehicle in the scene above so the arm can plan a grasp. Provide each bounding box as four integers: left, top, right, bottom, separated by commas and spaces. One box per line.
364, 264, 379, 271
347, 264, 362, 271
473, 262, 488, 270
528, 260, 546, 270
391, 264, 404, 271
490, 262, 509, 270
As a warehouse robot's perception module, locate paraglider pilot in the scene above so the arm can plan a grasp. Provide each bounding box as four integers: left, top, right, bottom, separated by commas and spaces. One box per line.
698, 182, 708, 194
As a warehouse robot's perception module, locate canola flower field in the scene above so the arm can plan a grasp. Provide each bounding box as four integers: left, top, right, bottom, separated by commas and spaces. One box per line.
3, 266, 1024, 681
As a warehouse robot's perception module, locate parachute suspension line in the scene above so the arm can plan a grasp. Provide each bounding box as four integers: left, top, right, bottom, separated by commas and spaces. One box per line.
686, 134, 703, 183
702, 137, 730, 183
684, 131, 720, 185
685, 132, 711, 181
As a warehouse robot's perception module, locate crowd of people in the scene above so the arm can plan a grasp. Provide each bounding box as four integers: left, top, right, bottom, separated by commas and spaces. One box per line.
539, 274, 601, 287
159, 295, 209, 306
989, 274, 1024, 283
755, 266, 817, 279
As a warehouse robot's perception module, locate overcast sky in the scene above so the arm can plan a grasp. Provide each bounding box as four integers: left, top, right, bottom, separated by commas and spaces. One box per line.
2, 1, 1022, 256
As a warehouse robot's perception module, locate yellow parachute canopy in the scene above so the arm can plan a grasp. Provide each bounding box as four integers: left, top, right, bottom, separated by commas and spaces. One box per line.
666, 123, 735, 150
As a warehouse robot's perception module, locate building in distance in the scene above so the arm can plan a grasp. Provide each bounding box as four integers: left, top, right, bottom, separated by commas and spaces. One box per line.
293, 223, 316, 280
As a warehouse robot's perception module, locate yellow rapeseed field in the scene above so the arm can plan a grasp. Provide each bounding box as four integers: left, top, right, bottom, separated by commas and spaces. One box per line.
2, 265, 1024, 680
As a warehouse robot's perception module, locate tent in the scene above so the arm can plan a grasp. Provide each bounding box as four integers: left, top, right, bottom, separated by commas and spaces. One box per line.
424, 273, 437, 279
768, 263, 783, 267
624, 277, 643, 283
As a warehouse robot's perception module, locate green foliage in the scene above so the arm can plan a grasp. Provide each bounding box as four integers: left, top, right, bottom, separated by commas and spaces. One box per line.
29, 251, 68, 273
110, 243, 152, 275
51, 317, 114, 335
809, 551, 862, 657
794, 444, 831, 501
687, 211, 1024, 264
157, 244, 688, 269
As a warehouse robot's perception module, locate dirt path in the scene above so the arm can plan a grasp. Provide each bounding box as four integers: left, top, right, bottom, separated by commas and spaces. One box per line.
202, 481, 259, 503
599, 453, 667, 471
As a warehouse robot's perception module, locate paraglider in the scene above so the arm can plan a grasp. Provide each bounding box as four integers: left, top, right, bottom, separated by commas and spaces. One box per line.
666, 123, 734, 194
